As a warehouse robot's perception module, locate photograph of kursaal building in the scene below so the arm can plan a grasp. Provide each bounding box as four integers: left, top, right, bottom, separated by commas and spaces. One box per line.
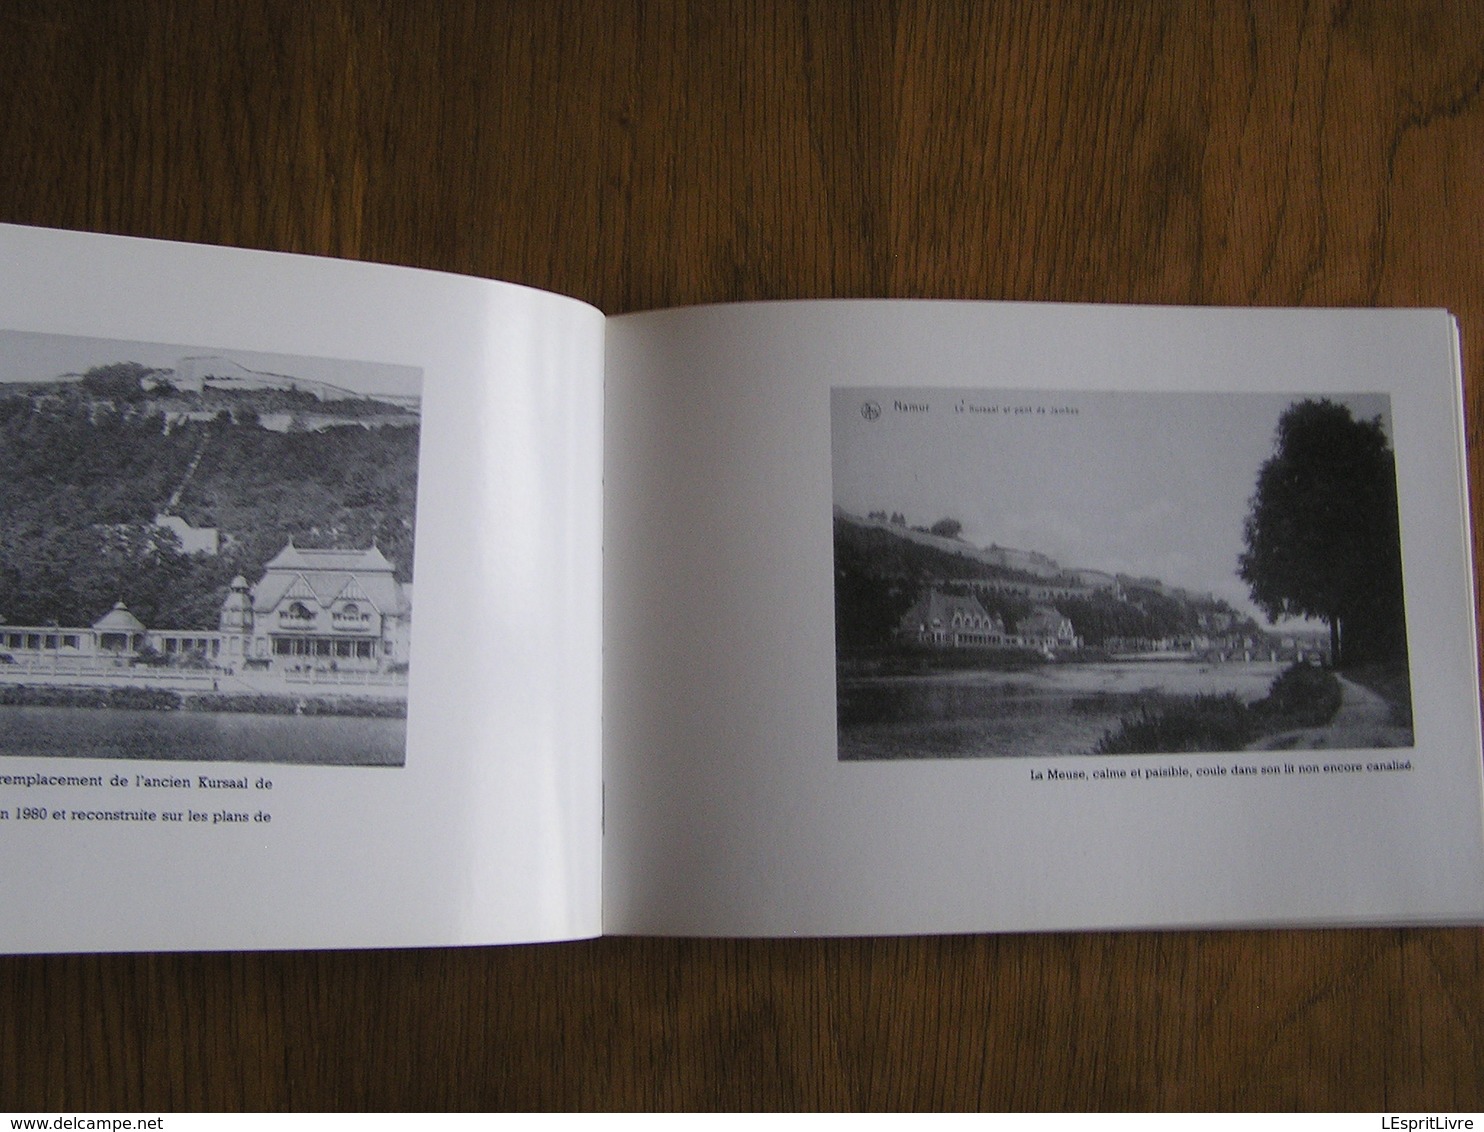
0, 330, 421, 766
832, 388, 1414, 761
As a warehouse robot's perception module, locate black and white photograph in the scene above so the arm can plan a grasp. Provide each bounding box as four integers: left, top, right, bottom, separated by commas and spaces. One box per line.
0, 330, 421, 766
832, 387, 1414, 760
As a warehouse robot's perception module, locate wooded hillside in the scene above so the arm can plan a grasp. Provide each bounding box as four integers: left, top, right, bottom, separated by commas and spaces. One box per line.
834, 513, 1263, 656
0, 370, 419, 631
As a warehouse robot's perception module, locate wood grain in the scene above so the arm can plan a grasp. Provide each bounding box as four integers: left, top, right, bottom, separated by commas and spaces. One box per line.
1, 0, 1482, 1110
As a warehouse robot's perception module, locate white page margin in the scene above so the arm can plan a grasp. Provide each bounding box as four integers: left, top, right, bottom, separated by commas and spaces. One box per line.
603, 300, 1484, 935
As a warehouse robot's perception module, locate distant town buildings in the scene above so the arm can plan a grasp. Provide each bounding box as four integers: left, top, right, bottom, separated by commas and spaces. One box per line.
1015, 606, 1080, 652
845, 510, 1332, 664
897, 590, 1082, 654
897, 592, 1011, 648
0, 542, 411, 678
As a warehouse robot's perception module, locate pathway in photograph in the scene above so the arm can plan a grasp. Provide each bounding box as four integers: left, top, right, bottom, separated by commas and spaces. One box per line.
1246, 677, 1411, 751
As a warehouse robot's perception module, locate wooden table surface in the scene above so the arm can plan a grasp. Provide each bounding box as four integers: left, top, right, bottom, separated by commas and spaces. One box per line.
2, 0, 1483, 1111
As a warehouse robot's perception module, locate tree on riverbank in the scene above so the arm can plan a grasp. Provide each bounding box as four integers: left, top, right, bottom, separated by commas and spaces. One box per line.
1238, 399, 1406, 668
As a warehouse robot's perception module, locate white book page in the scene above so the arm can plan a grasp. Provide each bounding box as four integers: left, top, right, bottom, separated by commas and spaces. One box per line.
604, 300, 1484, 935
0, 226, 605, 951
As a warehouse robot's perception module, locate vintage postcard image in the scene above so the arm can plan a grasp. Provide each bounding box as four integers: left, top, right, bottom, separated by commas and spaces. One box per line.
831, 387, 1413, 761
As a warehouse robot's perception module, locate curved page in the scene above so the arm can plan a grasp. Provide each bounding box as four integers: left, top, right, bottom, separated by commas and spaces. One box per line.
0, 226, 605, 951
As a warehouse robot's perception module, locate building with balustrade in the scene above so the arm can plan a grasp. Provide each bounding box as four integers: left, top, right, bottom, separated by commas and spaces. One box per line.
0, 542, 411, 676
222, 542, 411, 671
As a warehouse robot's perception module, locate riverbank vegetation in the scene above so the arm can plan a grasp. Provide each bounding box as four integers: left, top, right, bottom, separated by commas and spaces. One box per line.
0, 683, 405, 718
1092, 662, 1342, 754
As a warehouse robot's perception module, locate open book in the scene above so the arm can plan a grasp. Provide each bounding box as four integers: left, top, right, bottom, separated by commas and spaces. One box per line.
1, 223, 1480, 952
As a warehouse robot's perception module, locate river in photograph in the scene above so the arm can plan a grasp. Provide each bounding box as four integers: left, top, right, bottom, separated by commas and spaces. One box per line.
837, 658, 1288, 759
0, 704, 406, 766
